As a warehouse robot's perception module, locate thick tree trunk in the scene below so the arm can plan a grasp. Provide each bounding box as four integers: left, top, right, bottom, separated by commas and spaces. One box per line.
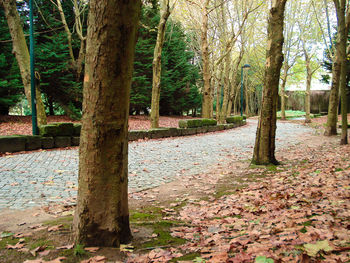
252, 0, 287, 165
1, 0, 47, 125
150, 0, 170, 128
324, 1, 343, 136
201, 0, 211, 118
325, 55, 341, 135
73, 0, 141, 247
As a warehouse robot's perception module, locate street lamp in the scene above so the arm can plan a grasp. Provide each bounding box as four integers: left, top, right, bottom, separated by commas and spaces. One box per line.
240, 64, 251, 116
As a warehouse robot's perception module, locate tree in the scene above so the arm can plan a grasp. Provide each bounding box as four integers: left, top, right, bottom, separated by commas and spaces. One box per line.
0, 7, 22, 115
150, 0, 171, 128
324, 1, 343, 136
131, 3, 201, 116
279, 1, 302, 120
334, 0, 349, 144
1, 0, 47, 125
73, 0, 141, 246
200, 0, 211, 118
34, 0, 83, 119
252, 0, 287, 165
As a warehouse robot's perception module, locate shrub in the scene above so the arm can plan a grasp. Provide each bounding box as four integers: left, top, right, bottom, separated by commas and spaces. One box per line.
179, 119, 203, 128
39, 124, 59, 137
201, 118, 217, 126
226, 116, 243, 124
73, 123, 82, 136
39, 122, 74, 137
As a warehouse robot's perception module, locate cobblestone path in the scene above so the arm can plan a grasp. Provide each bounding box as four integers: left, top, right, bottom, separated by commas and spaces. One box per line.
0, 120, 313, 210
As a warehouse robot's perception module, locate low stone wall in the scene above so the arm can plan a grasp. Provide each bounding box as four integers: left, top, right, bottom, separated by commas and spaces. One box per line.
0, 121, 246, 153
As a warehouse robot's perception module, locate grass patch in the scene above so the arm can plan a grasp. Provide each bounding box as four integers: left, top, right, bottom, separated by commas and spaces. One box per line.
130, 206, 163, 223
29, 238, 54, 250
170, 252, 201, 262
44, 216, 73, 229
133, 220, 186, 249
0, 236, 20, 249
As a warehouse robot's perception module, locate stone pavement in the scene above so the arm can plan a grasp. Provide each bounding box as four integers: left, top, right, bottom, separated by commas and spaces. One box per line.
0, 120, 313, 211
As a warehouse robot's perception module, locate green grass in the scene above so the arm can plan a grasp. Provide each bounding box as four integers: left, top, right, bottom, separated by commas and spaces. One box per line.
29, 238, 54, 250
170, 252, 201, 262
133, 220, 186, 249
277, 110, 306, 119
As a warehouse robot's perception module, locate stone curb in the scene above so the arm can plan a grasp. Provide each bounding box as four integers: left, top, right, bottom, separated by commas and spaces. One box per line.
0, 121, 246, 153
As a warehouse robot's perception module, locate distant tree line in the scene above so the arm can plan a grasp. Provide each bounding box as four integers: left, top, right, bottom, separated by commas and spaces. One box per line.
0, 0, 201, 118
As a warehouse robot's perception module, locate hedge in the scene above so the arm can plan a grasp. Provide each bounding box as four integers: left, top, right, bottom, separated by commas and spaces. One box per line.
39, 122, 74, 137
178, 118, 216, 128
226, 116, 243, 124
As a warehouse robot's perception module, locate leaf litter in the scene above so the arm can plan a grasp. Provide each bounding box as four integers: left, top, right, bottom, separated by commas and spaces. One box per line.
126, 133, 350, 262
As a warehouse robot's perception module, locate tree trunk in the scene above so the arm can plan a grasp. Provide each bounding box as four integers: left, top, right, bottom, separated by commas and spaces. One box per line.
150, 0, 170, 128
201, 0, 211, 118
252, 0, 287, 165
56, 0, 75, 65
73, 0, 141, 247
324, 1, 343, 136
244, 71, 250, 116
280, 64, 288, 120
304, 55, 312, 123
337, 0, 349, 144
1, 0, 47, 125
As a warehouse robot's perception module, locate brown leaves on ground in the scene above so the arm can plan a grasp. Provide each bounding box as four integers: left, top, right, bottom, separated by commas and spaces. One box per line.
0, 115, 193, 136
128, 137, 350, 262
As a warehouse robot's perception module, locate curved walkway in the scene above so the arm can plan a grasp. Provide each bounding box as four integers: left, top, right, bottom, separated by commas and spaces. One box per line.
0, 120, 313, 211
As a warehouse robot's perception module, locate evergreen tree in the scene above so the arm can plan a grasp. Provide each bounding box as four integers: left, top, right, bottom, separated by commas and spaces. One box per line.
33, 0, 83, 118
0, 7, 23, 114
131, 4, 201, 115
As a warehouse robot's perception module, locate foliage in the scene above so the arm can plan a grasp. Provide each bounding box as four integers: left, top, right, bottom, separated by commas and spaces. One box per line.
33, 0, 83, 118
131, 3, 201, 115
226, 115, 243, 123
0, 7, 23, 115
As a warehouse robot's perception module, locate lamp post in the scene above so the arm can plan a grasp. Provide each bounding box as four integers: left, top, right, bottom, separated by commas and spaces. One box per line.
29, 0, 38, 135
240, 64, 251, 116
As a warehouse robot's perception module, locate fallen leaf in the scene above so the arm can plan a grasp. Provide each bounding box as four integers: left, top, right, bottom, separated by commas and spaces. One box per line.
56, 244, 74, 250
48, 224, 63, 232
84, 247, 100, 253
120, 244, 134, 252
6, 241, 25, 249
303, 240, 333, 257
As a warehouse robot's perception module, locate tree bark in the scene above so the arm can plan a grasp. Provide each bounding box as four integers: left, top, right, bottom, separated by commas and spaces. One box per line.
201, 0, 211, 118
150, 0, 171, 128
252, 0, 287, 165
280, 63, 289, 120
304, 56, 312, 123
73, 0, 141, 247
336, 0, 349, 144
324, 1, 344, 136
56, 0, 75, 65
1, 0, 47, 125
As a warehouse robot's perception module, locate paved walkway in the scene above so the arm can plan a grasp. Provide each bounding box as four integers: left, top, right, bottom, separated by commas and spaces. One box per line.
0, 120, 313, 211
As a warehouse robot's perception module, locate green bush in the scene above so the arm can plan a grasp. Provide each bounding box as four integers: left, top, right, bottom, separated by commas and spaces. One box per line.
73, 123, 82, 136
179, 119, 203, 128
201, 118, 217, 126
39, 124, 59, 137
226, 116, 243, 124
39, 122, 74, 137
54, 122, 74, 136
